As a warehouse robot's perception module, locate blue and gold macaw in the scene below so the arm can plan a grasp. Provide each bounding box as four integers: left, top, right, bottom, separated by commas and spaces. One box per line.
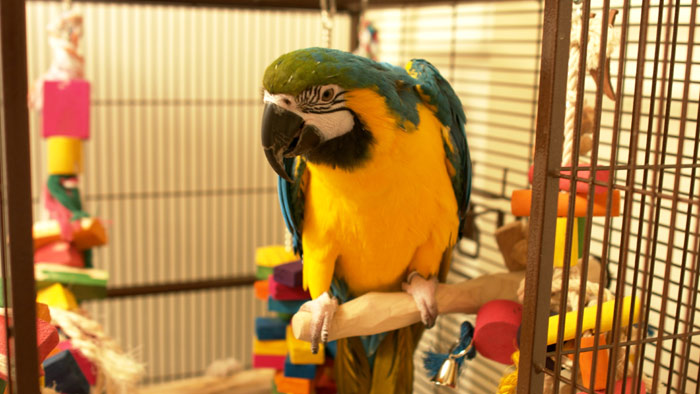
261, 48, 471, 393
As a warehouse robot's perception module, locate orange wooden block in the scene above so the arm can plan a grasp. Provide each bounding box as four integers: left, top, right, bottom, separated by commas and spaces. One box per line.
274, 370, 313, 394
255, 279, 270, 301
510, 189, 620, 217
579, 335, 610, 391
33, 218, 107, 250
36, 303, 51, 323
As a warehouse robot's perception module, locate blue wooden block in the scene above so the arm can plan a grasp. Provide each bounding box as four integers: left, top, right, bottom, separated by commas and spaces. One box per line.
268, 297, 306, 315
325, 340, 337, 359
273, 260, 303, 288
255, 317, 287, 340
43, 350, 90, 394
284, 355, 317, 379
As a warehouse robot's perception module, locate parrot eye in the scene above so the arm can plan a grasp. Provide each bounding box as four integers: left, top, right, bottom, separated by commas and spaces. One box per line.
321, 88, 334, 102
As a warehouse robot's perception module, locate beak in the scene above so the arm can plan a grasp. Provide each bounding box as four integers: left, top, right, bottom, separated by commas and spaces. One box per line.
261, 103, 322, 182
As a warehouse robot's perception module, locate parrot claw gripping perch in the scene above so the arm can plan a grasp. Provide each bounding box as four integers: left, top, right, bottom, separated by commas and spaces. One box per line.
402, 271, 439, 328
299, 291, 339, 354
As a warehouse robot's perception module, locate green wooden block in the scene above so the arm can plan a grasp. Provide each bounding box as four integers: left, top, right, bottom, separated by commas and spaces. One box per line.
35, 264, 108, 301
256, 265, 274, 280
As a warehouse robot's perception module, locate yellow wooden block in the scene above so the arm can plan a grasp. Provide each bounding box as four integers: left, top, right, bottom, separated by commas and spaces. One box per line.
36, 283, 78, 311
286, 325, 324, 365
39, 375, 44, 389
553, 217, 579, 268
547, 296, 640, 345
47, 136, 83, 175
256, 245, 299, 268
253, 338, 287, 356
36, 302, 51, 323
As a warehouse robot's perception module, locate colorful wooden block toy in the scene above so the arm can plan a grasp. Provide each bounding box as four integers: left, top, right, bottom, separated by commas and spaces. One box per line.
473, 300, 522, 365
255, 279, 270, 301
256, 245, 299, 267
273, 260, 303, 288
43, 350, 90, 394
268, 297, 306, 315
57, 341, 97, 386
268, 277, 310, 301
578, 334, 610, 391
34, 241, 85, 268
47, 136, 83, 175
36, 283, 78, 311
511, 189, 620, 217
255, 317, 287, 340
553, 217, 579, 268
42, 79, 90, 139
35, 264, 108, 301
252, 354, 286, 370
253, 338, 287, 356
274, 370, 313, 394
286, 325, 324, 365
33, 217, 107, 250
284, 355, 317, 379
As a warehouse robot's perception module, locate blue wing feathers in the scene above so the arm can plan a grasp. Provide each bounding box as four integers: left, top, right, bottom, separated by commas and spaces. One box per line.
278, 157, 306, 255
407, 59, 472, 237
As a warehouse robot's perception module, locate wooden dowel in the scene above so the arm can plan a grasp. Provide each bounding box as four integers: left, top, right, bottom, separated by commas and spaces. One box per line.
291, 271, 526, 342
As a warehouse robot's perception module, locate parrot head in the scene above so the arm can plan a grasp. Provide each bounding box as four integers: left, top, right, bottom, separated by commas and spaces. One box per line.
261, 47, 420, 181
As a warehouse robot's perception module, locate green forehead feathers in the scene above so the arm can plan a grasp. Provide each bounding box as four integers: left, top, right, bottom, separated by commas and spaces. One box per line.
263, 47, 421, 127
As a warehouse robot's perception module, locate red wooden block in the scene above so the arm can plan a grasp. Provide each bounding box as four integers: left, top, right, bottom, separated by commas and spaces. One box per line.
252, 354, 285, 370
473, 299, 522, 365
34, 241, 85, 268
0, 314, 59, 379
268, 277, 310, 301
42, 80, 90, 139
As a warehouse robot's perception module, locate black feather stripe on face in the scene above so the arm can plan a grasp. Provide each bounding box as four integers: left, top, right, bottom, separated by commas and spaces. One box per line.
304, 111, 374, 171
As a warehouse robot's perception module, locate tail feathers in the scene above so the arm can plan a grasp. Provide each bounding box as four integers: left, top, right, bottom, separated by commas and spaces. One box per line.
335, 323, 425, 394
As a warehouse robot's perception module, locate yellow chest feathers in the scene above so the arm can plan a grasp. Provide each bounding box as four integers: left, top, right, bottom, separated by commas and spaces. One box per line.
301, 88, 459, 297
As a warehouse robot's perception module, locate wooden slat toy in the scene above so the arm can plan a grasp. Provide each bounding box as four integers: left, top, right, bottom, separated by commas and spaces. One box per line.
273, 260, 303, 288
253, 338, 287, 356
268, 277, 310, 301
33, 217, 107, 250
42, 79, 90, 139
35, 264, 108, 301
255, 279, 270, 301
269, 297, 306, 315
36, 283, 78, 311
274, 370, 313, 394
511, 189, 620, 217
43, 350, 90, 394
252, 354, 286, 370
255, 317, 287, 340
286, 325, 324, 365
553, 217, 579, 268
256, 245, 299, 268
34, 241, 85, 268
284, 355, 317, 379
547, 296, 640, 345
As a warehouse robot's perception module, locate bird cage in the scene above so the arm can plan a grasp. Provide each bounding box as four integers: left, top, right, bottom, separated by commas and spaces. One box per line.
0, 0, 697, 393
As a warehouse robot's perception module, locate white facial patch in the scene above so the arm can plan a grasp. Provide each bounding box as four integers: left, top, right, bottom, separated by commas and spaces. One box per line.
263, 87, 355, 142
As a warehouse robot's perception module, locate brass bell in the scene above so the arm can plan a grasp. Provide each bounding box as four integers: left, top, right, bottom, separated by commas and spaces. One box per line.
431, 343, 473, 389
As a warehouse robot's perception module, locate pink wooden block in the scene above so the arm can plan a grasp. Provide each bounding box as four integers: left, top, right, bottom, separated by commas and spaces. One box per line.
253, 354, 286, 370
473, 299, 522, 365
42, 79, 90, 139
268, 277, 311, 301
577, 377, 646, 394
34, 241, 85, 268
57, 341, 97, 385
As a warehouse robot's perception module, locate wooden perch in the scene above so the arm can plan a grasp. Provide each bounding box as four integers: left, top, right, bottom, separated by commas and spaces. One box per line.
292, 271, 526, 342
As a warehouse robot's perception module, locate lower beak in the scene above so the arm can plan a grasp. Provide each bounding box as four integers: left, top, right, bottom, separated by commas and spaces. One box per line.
261, 103, 322, 182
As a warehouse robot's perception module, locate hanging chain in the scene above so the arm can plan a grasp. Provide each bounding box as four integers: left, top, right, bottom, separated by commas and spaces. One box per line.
320, 0, 336, 48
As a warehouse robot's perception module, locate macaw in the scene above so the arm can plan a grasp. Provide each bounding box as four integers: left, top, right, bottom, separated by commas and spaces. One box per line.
261, 47, 471, 393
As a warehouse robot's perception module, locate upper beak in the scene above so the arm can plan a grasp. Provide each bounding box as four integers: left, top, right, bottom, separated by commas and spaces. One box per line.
261, 103, 322, 182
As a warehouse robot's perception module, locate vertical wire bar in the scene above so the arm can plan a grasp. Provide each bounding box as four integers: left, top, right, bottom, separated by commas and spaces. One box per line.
627, 0, 669, 391
606, 0, 652, 390
558, 2, 597, 391
571, 2, 614, 392
677, 91, 700, 394
635, 0, 676, 390
0, 0, 40, 392
655, 0, 694, 389
518, 0, 571, 392
647, 0, 683, 389
528, 2, 545, 171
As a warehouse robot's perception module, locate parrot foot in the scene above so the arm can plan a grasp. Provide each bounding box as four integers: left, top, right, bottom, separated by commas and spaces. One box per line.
299, 291, 338, 354
402, 271, 438, 329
